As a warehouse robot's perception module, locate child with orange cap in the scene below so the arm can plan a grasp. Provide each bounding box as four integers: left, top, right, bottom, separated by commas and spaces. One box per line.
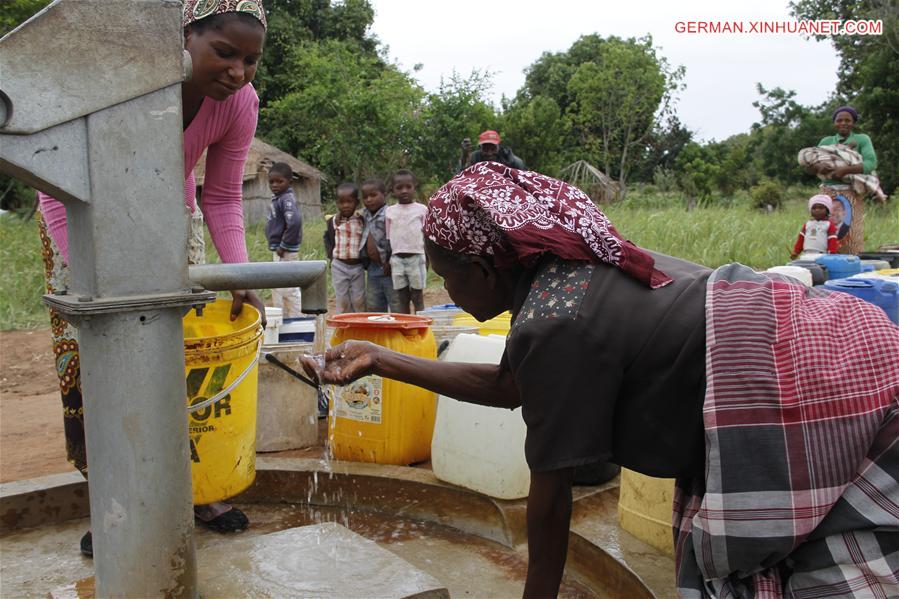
790, 194, 839, 259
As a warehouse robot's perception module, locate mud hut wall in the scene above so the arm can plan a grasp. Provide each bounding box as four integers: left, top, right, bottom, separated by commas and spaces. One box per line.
239, 175, 322, 226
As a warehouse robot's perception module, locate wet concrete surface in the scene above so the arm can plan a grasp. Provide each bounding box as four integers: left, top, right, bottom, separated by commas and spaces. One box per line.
11, 503, 595, 598
2, 454, 674, 598
571, 489, 676, 598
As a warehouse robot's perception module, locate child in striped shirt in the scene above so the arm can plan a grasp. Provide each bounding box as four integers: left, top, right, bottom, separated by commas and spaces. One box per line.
324, 183, 366, 313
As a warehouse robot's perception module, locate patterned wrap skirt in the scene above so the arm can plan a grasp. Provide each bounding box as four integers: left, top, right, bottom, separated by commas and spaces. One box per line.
37, 206, 204, 477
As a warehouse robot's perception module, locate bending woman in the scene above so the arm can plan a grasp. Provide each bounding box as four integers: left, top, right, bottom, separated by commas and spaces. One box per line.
37, 0, 268, 555
306, 162, 899, 597
798, 105, 887, 202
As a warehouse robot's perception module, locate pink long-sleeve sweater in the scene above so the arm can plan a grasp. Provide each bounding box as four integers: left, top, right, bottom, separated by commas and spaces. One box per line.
38, 84, 259, 264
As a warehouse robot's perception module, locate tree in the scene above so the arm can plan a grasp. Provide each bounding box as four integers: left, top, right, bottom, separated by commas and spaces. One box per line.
675, 142, 723, 203
511, 34, 683, 193
629, 115, 693, 183
749, 85, 831, 183
789, 0, 898, 194
406, 71, 499, 184
252, 0, 379, 109
260, 39, 422, 186
708, 135, 754, 197
565, 37, 684, 195
516, 34, 609, 110
501, 95, 569, 177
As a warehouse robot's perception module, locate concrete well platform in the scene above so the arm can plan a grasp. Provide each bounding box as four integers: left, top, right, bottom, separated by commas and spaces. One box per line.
49, 523, 449, 599
1, 456, 676, 598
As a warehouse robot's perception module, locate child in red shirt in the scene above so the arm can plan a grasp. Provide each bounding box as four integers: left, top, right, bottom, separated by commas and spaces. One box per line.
791, 194, 839, 259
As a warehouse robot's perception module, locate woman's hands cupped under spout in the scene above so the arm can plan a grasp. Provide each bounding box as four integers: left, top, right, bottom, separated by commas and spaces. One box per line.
300, 341, 381, 385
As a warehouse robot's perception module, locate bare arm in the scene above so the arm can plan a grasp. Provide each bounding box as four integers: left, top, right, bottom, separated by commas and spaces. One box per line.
524, 468, 574, 598
302, 340, 520, 409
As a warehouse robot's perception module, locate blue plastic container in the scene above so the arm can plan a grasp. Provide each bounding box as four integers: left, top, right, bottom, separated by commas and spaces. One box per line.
278, 316, 316, 342
421, 303, 461, 313
815, 254, 861, 280
823, 278, 899, 324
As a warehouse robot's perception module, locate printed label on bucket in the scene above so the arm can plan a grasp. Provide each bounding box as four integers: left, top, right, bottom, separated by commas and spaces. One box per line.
335, 375, 382, 424
186, 363, 234, 463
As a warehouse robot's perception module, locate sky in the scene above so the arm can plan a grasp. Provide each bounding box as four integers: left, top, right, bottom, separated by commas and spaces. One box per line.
369, 0, 842, 142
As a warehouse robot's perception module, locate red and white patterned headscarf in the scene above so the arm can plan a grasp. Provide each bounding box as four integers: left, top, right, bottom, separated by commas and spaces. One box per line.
424, 162, 672, 289
183, 0, 267, 30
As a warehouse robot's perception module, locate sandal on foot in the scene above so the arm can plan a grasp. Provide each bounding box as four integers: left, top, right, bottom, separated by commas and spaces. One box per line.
195, 506, 249, 533
80, 531, 93, 558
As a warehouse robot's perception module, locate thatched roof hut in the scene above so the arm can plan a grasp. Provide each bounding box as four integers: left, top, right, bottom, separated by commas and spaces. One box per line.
560, 160, 620, 204
193, 138, 323, 225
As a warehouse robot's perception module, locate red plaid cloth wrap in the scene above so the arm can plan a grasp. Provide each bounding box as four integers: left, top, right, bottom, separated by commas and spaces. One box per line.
675, 264, 899, 598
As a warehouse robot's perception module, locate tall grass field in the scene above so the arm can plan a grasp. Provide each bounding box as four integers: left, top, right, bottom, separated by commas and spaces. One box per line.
1, 198, 896, 330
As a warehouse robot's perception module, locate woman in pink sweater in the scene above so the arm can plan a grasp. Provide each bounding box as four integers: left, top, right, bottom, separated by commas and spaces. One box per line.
37, 0, 268, 555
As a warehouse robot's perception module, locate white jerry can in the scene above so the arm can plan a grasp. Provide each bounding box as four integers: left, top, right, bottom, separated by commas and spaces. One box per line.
430, 333, 530, 499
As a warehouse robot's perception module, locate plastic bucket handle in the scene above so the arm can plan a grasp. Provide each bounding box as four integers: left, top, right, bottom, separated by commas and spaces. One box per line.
187, 338, 262, 414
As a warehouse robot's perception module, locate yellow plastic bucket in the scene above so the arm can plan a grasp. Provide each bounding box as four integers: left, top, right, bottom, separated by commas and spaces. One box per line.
452, 311, 512, 336
183, 299, 262, 504
617, 469, 675, 555
328, 313, 437, 465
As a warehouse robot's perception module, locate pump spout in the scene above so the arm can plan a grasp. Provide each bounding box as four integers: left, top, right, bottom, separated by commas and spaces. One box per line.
188, 261, 328, 314
298, 264, 328, 314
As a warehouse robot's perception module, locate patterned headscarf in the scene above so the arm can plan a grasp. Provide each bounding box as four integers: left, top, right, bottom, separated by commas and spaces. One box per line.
424, 162, 673, 289
183, 0, 267, 30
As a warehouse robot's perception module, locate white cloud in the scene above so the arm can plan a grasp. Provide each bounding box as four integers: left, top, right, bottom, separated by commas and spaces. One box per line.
370, 0, 841, 141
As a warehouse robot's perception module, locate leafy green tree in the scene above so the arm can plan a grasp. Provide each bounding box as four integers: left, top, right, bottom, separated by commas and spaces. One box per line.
565, 36, 683, 194
709, 135, 756, 197
260, 39, 422, 187
501, 95, 569, 176
253, 0, 379, 109
516, 34, 608, 110
790, 0, 898, 194
748, 85, 831, 183
629, 116, 693, 183
512, 34, 682, 193
407, 71, 498, 184
676, 142, 723, 203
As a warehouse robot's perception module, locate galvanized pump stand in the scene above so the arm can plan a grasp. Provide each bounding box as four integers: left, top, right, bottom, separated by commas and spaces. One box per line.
0, 1, 326, 596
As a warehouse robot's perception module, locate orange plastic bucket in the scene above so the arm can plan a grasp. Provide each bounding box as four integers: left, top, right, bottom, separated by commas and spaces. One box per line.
327, 313, 436, 465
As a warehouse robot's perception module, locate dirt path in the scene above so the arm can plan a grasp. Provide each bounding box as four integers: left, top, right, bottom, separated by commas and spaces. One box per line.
0, 328, 72, 482
0, 288, 452, 484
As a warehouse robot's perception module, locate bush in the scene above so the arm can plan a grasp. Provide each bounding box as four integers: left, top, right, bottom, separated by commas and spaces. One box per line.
652, 166, 678, 192
750, 179, 784, 211
0, 174, 36, 217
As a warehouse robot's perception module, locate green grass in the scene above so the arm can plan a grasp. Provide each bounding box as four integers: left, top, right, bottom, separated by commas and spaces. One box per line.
603, 199, 897, 270
0, 216, 47, 330
2, 199, 896, 330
